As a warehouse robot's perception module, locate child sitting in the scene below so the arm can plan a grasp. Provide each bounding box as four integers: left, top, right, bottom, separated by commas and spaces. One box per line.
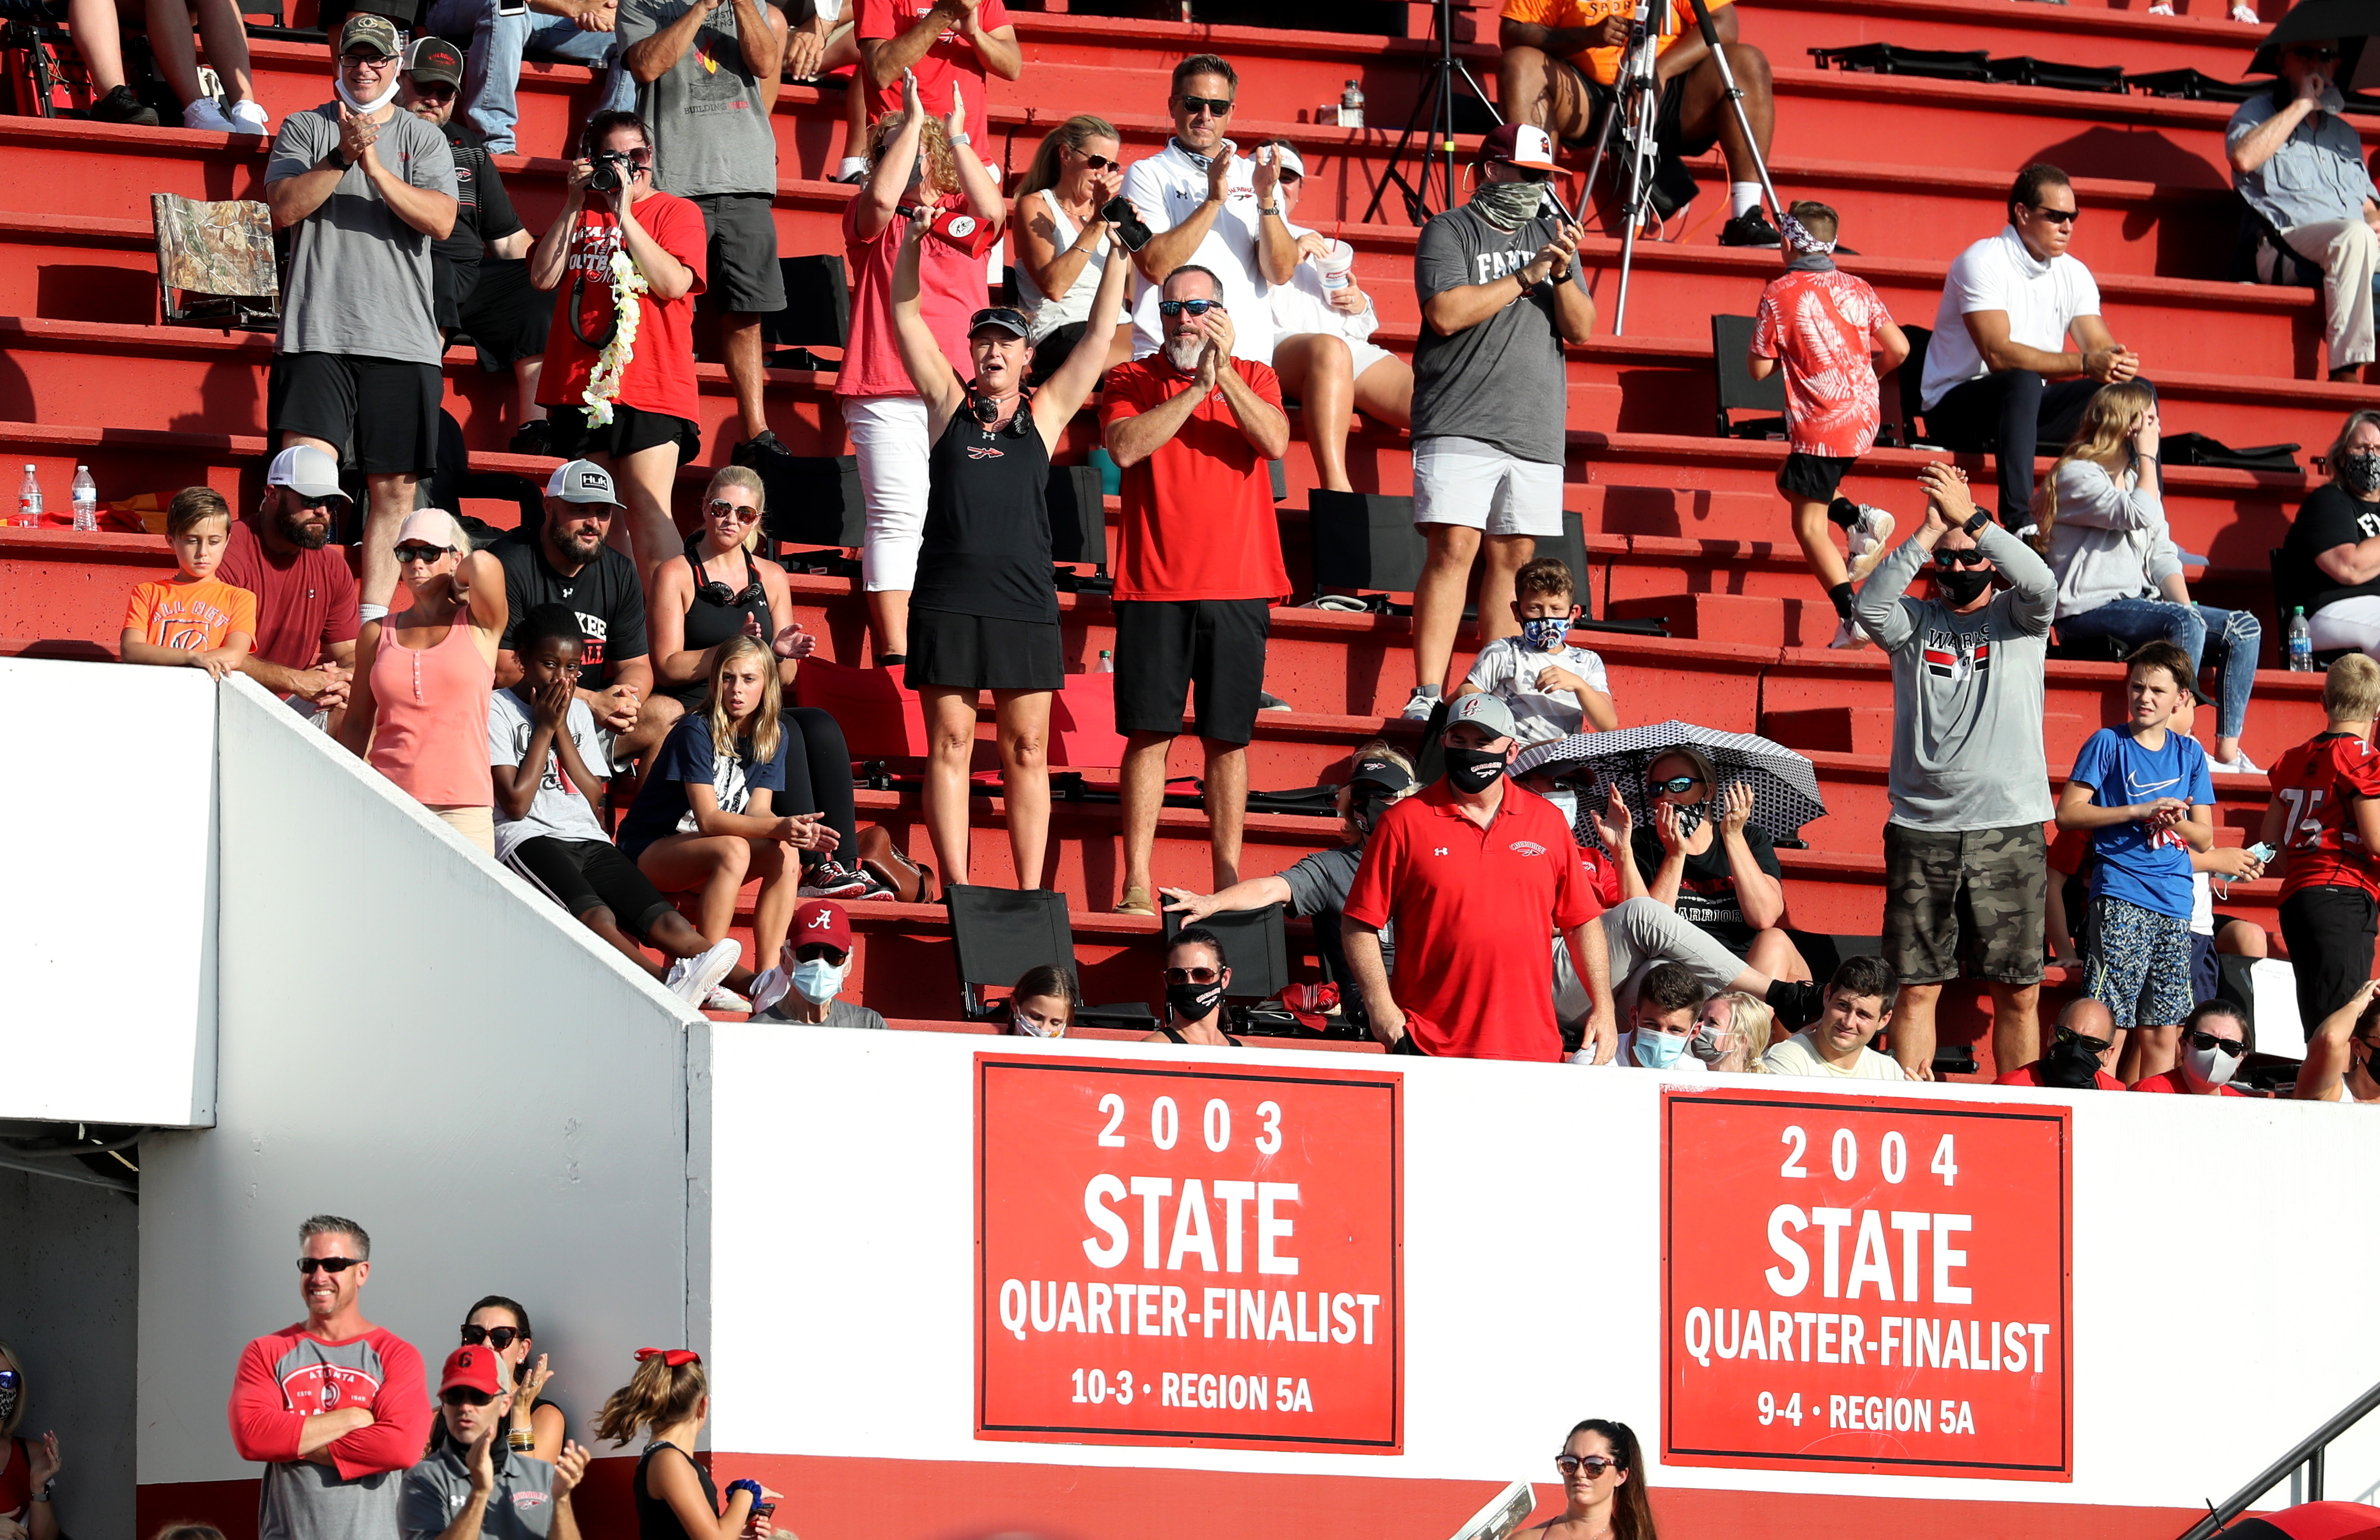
1747, 201, 1910, 650
120, 486, 255, 678
1453, 557, 1615, 745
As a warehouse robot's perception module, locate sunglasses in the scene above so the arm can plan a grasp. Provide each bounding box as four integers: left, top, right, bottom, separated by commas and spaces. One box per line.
2027, 203, 2079, 225
460, 1325, 522, 1349
298, 1256, 363, 1274
1556, 1454, 1620, 1478
793, 944, 849, 964
2290, 44, 2341, 60
1649, 774, 1701, 794
2184, 1030, 2246, 1058
442, 1388, 495, 1407
394, 542, 454, 564
2055, 1026, 2113, 1056
705, 499, 761, 524
412, 82, 457, 101
0, 1371, 19, 1393
1934, 548, 1992, 569
286, 492, 343, 510
1158, 298, 1222, 318
1070, 149, 1119, 171
1178, 94, 1234, 117
1166, 966, 1223, 984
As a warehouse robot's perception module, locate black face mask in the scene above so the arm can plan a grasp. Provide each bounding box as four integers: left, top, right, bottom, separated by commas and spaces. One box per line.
1167, 980, 1225, 1021
1348, 794, 1391, 839
1444, 745, 1509, 794
1935, 566, 1994, 607
2038, 1038, 2105, 1090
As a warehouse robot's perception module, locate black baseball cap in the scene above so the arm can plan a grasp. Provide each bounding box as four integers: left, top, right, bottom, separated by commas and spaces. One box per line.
969, 307, 1032, 339
1348, 757, 1415, 797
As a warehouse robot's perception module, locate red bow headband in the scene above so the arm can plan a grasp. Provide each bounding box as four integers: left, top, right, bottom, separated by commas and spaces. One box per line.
635, 1347, 701, 1367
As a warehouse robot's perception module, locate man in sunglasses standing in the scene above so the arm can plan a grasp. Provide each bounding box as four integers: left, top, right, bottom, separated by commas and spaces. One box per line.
1855, 462, 2056, 1081
220, 445, 360, 733
2228, 38, 2380, 383
1917, 162, 2150, 527
229, 1215, 430, 1540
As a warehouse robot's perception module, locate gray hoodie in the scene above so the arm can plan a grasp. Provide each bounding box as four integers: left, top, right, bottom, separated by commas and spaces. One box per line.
1853, 520, 2057, 831
2042, 458, 2182, 622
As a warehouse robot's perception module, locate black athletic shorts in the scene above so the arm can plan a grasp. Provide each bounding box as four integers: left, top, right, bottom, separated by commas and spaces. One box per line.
692, 192, 786, 315
905, 608, 1066, 692
504, 834, 678, 941
2279, 886, 2379, 1040
1113, 597, 1271, 746
546, 401, 701, 464
1572, 62, 1711, 213
267, 352, 442, 477
456, 258, 553, 372
1778, 451, 1856, 504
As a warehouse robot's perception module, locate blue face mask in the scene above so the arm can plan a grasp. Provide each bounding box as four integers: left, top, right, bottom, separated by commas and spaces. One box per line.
1521, 616, 1571, 652
1634, 1030, 1690, 1069
792, 959, 844, 1004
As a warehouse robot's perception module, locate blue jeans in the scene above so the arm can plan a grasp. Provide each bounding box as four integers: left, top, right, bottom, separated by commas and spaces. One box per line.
424, 0, 635, 155
2056, 597, 2261, 741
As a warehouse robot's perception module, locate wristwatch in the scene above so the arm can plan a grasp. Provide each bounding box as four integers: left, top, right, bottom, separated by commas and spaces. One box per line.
1961, 507, 1994, 537
948, 130, 972, 147
31, 1480, 54, 1503
1256, 201, 1279, 215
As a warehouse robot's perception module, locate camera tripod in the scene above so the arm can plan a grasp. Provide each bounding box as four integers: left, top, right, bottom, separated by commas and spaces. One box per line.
1363, 0, 1501, 226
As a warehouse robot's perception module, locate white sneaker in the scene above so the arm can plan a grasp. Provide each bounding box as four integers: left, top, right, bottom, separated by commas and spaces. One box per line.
663, 939, 741, 1006
2209, 750, 2265, 775
704, 983, 752, 1013
181, 96, 236, 132
2147, 3, 2174, 12
1399, 687, 1439, 721
227, 98, 269, 135
2230, 2, 2258, 19
1828, 615, 1873, 650
1842, 505, 1896, 584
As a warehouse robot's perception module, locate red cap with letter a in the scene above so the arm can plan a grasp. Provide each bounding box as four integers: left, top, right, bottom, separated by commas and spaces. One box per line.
792, 899, 852, 958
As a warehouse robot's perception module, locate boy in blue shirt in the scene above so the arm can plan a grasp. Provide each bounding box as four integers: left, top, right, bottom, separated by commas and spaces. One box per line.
2054, 639, 2216, 1083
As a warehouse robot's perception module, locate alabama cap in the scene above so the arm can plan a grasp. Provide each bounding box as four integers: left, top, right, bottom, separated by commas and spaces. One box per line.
1445, 692, 1519, 741
439, 1344, 505, 1397
265, 444, 350, 501
546, 459, 622, 506
1476, 121, 1561, 172
791, 900, 853, 957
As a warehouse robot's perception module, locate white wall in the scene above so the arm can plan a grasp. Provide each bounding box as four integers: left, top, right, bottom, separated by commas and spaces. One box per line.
0, 658, 217, 1127
138, 676, 705, 1488
0, 1167, 139, 1540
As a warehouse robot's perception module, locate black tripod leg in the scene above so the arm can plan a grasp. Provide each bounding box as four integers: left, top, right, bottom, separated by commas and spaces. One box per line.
1676, 0, 1781, 215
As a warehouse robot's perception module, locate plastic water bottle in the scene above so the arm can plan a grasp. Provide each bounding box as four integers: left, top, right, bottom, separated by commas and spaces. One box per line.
1095, 649, 1114, 673
70, 466, 96, 532
16, 465, 40, 528
2288, 607, 2315, 671
1340, 80, 1365, 130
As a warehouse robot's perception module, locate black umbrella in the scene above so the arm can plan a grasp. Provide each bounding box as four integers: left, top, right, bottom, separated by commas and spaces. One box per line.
1510, 720, 1828, 850
2248, 0, 2380, 91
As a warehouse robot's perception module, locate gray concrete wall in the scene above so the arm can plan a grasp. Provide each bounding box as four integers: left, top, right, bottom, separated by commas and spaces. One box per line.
0, 1166, 139, 1540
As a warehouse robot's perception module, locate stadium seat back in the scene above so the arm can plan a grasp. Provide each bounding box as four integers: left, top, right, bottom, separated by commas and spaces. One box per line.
1710, 314, 1786, 440
1161, 903, 1289, 1001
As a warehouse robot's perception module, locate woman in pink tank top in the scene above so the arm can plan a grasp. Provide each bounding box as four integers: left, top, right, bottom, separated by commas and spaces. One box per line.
341, 510, 509, 854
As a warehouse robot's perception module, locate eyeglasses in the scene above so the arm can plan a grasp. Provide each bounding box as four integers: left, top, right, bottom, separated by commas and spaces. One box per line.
2027, 203, 2079, 225
460, 1325, 522, 1349
705, 499, 761, 524
442, 1388, 496, 1407
2289, 44, 2342, 60
411, 82, 457, 101
342, 51, 397, 71
2183, 1031, 2246, 1058
1069, 148, 1119, 171
2055, 1026, 2113, 1056
1178, 94, 1234, 117
298, 1256, 363, 1274
1166, 966, 1223, 984
394, 542, 454, 564
1933, 548, 1992, 569
1556, 1454, 1620, 1478
1649, 774, 1701, 794
1158, 298, 1222, 318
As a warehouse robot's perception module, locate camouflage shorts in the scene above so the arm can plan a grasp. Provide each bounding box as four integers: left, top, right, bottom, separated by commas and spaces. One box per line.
1881, 822, 2047, 987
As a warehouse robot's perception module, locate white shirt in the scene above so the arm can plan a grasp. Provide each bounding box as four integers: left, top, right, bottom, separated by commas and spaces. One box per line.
1918, 227, 2102, 412
1119, 138, 1274, 365
1269, 220, 1378, 347
1761, 1029, 1906, 1081
1015, 188, 1110, 340
1463, 635, 1611, 745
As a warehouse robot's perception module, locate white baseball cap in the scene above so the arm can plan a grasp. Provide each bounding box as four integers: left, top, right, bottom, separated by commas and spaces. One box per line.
265, 444, 350, 501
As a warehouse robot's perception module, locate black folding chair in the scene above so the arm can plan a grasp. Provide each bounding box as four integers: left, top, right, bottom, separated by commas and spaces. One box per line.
1880, 324, 1937, 449
1162, 902, 1300, 1036
1307, 489, 1425, 610
946, 885, 1156, 1030
1710, 314, 1786, 440
761, 454, 864, 575
1048, 463, 1112, 595
763, 253, 850, 371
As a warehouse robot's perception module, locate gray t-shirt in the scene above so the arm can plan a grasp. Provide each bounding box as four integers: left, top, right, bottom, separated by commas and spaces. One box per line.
399, 1444, 560, 1540
266, 105, 457, 363
1409, 202, 1588, 464
488, 687, 613, 861
1279, 842, 1394, 985
1852, 521, 2056, 831
615, 0, 781, 197
756, 996, 888, 1028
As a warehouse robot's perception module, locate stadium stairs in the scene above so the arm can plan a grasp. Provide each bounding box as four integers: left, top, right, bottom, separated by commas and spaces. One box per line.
0, 0, 2342, 1071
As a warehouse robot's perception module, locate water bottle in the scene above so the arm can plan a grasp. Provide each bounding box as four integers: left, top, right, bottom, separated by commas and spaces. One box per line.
1340, 80, 1365, 130
16, 465, 40, 528
1095, 649, 1114, 673
71, 465, 97, 532
2289, 607, 2315, 671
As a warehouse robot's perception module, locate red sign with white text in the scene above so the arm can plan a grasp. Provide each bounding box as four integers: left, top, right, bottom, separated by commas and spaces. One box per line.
976, 1055, 1403, 1453
1662, 1087, 2072, 1480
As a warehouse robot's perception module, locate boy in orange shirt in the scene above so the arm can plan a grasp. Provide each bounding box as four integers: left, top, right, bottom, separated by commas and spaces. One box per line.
121, 486, 257, 678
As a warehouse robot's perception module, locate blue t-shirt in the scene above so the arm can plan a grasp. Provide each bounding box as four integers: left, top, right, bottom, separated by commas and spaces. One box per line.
615, 712, 790, 859
2068, 725, 2214, 920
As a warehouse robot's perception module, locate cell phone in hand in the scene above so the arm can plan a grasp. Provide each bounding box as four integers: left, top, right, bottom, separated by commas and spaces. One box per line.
1101, 196, 1153, 252
2246, 841, 2278, 864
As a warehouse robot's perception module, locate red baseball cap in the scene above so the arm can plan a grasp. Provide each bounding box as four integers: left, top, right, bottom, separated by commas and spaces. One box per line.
791, 900, 853, 958
440, 1344, 505, 1397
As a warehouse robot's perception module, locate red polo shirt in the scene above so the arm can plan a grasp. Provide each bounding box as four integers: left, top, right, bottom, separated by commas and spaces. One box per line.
1100, 355, 1290, 603
1343, 780, 1592, 1062
1994, 1061, 2125, 1091
2130, 1067, 2247, 1096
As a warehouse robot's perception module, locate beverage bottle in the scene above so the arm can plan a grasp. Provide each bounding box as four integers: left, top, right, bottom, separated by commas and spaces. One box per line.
71, 466, 97, 532
17, 465, 41, 528
1340, 79, 1365, 129
2288, 608, 2314, 671
1095, 649, 1114, 673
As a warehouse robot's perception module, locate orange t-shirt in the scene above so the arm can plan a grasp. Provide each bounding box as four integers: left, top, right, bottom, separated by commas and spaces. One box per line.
124, 577, 257, 652
1501, 0, 1735, 87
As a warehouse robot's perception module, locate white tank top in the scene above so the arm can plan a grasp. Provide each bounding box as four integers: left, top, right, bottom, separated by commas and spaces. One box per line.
1017, 188, 1109, 339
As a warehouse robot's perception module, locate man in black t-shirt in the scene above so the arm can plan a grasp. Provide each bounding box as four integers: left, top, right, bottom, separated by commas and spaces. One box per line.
492, 460, 674, 764
2282, 417, 2380, 656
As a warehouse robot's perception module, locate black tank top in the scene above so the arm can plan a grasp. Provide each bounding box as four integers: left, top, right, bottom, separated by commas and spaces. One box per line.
912, 401, 1059, 625
634, 1440, 720, 1540
671, 545, 773, 710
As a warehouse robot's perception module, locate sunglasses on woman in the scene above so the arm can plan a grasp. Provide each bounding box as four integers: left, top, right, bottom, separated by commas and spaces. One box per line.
1556, 1454, 1619, 1477
706, 499, 760, 524
298, 1256, 363, 1274
1070, 148, 1119, 171
461, 1324, 523, 1349
2183, 1030, 2245, 1058
1649, 774, 1701, 794
393, 542, 454, 564
1158, 298, 1221, 318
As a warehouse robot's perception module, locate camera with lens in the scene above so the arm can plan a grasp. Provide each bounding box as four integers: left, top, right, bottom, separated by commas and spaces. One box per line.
588, 151, 633, 193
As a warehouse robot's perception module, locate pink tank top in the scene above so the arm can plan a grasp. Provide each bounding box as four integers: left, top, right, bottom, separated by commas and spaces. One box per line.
369, 607, 494, 808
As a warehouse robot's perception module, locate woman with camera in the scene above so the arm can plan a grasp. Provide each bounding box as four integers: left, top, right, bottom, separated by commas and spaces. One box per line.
1012, 115, 1136, 385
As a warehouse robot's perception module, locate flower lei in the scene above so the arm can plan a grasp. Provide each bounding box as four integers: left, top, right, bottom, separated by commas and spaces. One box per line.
583, 247, 649, 427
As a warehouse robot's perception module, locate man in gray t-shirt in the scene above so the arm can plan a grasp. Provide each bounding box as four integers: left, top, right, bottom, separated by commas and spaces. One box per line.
264, 13, 460, 622
618, 0, 791, 463
1400, 122, 1594, 726
1853, 463, 2055, 1082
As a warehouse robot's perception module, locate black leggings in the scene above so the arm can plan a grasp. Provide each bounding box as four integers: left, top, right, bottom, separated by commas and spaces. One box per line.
778, 705, 859, 860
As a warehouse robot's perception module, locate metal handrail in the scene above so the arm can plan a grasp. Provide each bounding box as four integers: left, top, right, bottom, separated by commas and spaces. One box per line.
2179, 1379, 2380, 1540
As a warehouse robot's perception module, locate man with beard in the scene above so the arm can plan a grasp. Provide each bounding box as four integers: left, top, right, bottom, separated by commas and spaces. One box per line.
219, 445, 360, 731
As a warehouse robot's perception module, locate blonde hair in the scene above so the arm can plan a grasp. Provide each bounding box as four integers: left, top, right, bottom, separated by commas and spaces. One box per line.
2029, 381, 2154, 555
704, 465, 767, 554
0, 1338, 21, 1436
2327, 653, 2380, 721
593, 1353, 708, 1446
1701, 992, 1776, 1072
704, 635, 783, 767
869, 110, 957, 197
1017, 114, 1119, 200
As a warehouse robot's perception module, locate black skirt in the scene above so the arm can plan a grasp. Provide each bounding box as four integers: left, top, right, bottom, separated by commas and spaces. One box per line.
905, 607, 1065, 692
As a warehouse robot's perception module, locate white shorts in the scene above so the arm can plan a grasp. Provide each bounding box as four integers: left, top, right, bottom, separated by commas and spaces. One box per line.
842, 393, 931, 592
1411, 435, 1565, 536
1346, 336, 1397, 381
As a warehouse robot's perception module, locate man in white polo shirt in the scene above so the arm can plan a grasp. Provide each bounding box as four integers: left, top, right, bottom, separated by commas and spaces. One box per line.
1917, 162, 2151, 527
1119, 52, 1297, 365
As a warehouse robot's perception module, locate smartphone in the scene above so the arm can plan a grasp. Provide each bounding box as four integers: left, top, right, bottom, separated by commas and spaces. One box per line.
1100, 196, 1153, 252
2246, 841, 2277, 864
495, 0, 529, 16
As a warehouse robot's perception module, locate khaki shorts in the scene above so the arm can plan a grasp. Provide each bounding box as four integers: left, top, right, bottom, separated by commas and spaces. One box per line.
1881, 822, 2046, 987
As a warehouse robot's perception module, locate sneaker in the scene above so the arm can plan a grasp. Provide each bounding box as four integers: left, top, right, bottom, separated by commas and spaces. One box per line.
799, 859, 870, 899
2209, 750, 2265, 775
733, 428, 795, 467
227, 98, 270, 135
1717, 207, 1782, 248
834, 159, 870, 184
704, 983, 753, 1013
1838, 501, 1896, 584
2230, 2, 2258, 18
1827, 615, 1872, 650
1399, 687, 1440, 721
849, 865, 899, 901
1257, 690, 1292, 712
91, 84, 158, 126
509, 418, 560, 458
663, 938, 742, 1007
2147, 3, 2174, 11
1115, 885, 1156, 916
181, 96, 237, 132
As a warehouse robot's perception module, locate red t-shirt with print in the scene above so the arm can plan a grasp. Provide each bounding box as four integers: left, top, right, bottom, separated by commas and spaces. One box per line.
538, 190, 709, 424
1750, 267, 1894, 459
2271, 731, 2380, 899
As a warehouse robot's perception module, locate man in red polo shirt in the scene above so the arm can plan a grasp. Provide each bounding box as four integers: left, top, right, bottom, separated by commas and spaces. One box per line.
2131, 1000, 2251, 1096
1101, 263, 1292, 915
1994, 998, 2125, 1090
1342, 694, 1615, 1062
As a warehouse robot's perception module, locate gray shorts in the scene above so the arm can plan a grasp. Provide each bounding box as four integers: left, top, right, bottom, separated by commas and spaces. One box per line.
692, 192, 785, 314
